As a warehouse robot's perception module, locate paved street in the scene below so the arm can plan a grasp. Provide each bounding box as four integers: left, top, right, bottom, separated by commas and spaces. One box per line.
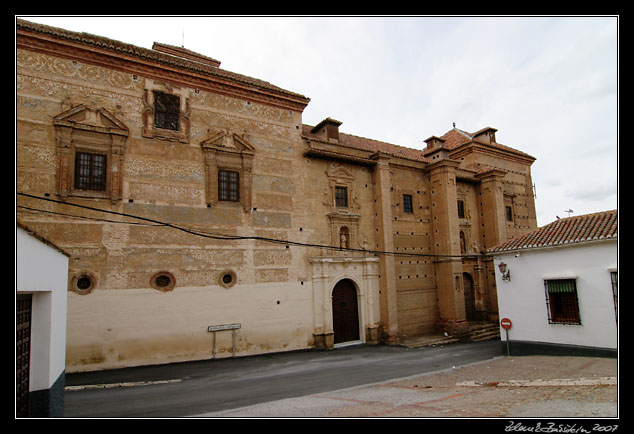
64, 341, 503, 418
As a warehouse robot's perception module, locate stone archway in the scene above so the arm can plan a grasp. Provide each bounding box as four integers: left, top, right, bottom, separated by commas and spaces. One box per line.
332, 279, 360, 344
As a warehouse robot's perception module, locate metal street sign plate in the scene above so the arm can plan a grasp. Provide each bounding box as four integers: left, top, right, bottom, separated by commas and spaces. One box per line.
208, 323, 241, 332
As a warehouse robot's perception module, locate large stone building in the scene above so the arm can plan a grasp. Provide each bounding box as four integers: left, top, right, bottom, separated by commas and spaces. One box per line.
16, 19, 538, 372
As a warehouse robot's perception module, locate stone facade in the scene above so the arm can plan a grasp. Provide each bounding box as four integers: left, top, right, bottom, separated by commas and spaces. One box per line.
16, 20, 537, 372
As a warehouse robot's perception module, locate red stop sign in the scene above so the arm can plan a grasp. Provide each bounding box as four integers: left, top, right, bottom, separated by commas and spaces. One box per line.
500, 318, 512, 330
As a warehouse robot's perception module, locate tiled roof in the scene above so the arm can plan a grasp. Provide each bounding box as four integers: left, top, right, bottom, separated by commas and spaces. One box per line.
302, 124, 431, 163
422, 128, 535, 160
489, 210, 617, 253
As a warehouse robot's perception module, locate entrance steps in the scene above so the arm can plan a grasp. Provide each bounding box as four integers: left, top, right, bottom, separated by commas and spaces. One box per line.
468, 321, 501, 342
398, 322, 500, 348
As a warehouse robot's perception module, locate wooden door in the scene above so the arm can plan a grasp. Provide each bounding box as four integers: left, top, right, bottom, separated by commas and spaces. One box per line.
16, 294, 32, 417
332, 279, 360, 344
463, 273, 476, 321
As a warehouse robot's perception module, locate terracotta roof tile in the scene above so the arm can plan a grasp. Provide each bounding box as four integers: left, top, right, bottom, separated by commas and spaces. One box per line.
489, 210, 617, 253
302, 124, 431, 163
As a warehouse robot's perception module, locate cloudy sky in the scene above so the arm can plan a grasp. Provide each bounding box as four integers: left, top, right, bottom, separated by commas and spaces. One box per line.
18, 15, 618, 226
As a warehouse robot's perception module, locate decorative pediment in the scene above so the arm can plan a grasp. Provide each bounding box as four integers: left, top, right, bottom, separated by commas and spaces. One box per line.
200, 129, 255, 154
325, 163, 354, 180
53, 104, 129, 136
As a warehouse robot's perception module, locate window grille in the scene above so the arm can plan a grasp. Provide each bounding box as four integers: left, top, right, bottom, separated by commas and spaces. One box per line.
74, 151, 107, 192
153, 91, 180, 131
218, 170, 239, 202
403, 194, 413, 213
544, 279, 581, 325
335, 186, 348, 208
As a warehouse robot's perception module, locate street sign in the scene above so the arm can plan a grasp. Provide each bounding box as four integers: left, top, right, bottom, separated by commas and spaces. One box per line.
500, 318, 512, 330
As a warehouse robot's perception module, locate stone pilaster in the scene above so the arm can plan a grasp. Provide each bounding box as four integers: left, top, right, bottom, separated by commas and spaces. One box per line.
370, 152, 399, 343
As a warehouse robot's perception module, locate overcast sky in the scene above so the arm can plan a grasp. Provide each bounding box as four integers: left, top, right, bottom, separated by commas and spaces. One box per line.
18, 15, 618, 226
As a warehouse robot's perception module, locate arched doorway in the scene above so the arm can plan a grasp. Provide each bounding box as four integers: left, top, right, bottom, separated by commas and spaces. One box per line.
332, 279, 360, 344
463, 273, 476, 321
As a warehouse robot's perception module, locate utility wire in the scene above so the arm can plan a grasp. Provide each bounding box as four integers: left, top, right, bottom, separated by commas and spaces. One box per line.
17, 192, 473, 259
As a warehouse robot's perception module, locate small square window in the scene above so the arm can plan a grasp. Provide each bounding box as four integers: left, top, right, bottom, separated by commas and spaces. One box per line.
153, 91, 180, 131
218, 170, 240, 202
403, 194, 413, 213
335, 186, 348, 208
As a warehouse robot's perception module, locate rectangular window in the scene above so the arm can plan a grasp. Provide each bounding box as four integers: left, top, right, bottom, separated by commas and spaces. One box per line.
403, 194, 413, 213
74, 151, 107, 192
335, 186, 348, 208
544, 279, 581, 325
153, 91, 180, 131
218, 170, 240, 202
457, 200, 465, 218
506, 206, 514, 222
611, 272, 618, 323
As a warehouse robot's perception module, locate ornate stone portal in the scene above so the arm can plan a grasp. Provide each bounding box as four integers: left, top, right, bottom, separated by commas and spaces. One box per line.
309, 256, 381, 348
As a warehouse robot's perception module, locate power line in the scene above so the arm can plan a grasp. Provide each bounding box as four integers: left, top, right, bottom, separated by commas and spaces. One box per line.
16, 192, 473, 259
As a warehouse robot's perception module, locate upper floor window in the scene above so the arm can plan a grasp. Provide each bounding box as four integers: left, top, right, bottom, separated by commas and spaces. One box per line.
403, 194, 413, 213
457, 200, 465, 218
53, 105, 128, 202
153, 91, 180, 131
335, 186, 348, 208
142, 80, 190, 143
506, 206, 514, 222
74, 151, 107, 192
218, 170, 240, 202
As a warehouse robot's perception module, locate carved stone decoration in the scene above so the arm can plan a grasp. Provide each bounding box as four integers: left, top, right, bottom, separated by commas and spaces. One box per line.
200, 129, 255, 212
141, 80, 190, 144
324, 163, 362, 251
309, 256, 381, 348
53, 104, 129, 203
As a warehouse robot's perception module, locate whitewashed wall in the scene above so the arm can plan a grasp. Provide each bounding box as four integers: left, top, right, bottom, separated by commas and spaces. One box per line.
16, 227, 69, 393
494, 240, 617, 350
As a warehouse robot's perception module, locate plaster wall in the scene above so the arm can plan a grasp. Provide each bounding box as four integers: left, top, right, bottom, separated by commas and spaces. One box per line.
494, 241, 617, 350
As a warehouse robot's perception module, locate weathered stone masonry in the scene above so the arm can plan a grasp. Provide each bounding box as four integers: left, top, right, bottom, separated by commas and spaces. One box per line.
16, 19, 537, 372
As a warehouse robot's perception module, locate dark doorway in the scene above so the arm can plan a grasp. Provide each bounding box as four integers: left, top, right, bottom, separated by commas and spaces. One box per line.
16, 294, 32, 417
332, 279, 360, 344
463, 273, 476, 321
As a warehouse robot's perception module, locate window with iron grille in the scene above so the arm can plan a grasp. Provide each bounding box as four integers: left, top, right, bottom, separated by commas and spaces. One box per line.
544, 279, 581, 325
403, 194, 413, 213
218, 170, 240, 202
335, 186, 348, 208
153, 91, 180, 131
74, 151, 107, 192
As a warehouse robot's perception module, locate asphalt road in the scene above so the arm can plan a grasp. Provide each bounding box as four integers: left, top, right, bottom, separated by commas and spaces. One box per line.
63, 340, 503, 418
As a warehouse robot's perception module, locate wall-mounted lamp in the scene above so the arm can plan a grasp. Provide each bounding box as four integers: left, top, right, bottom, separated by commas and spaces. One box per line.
498, 261, 511, 281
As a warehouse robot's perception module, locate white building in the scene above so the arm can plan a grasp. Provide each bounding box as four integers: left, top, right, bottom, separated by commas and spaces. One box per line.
489, 210, 617, 357
16, 223, 69, 417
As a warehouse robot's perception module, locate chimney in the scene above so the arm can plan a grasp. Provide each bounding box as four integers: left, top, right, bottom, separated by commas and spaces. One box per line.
473, 127, 497, 145
311, 118, 342, 142
424, 135, 446, 150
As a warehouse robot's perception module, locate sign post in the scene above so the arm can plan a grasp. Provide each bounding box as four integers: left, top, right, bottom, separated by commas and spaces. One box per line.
500, 318, 512, 356
208, 323, 241, 359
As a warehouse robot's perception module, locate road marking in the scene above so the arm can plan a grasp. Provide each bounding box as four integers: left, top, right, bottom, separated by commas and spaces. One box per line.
65, 379, 182, 391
